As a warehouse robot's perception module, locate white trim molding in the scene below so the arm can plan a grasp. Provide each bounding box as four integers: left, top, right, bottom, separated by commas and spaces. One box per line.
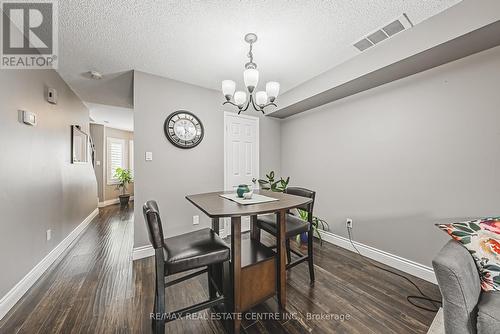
98, 196, 134, 208
0, 208, 99, 321
132, 245, 155, 260
318, 230, 437, 284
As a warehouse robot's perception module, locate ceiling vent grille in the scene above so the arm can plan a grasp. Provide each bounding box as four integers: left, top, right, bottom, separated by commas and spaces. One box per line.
353, 14, 413, 52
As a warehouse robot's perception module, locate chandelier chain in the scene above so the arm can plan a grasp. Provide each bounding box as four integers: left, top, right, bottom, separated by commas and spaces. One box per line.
247, 42, 254, 64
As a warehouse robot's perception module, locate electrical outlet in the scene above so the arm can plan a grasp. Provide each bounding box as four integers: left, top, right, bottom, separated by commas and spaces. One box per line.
346, 218, 353, 229
193, 215, 199, 225
46, 229, 52, 241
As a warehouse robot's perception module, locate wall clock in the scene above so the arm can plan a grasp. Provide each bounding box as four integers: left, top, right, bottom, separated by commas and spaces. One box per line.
164, 110, 204, 149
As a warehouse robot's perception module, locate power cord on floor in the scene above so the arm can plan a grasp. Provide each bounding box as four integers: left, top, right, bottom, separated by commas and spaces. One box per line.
346, 226, 442, 312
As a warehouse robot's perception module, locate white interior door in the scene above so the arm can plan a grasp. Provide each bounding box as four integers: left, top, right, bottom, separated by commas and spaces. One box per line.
224, 112, 259, 234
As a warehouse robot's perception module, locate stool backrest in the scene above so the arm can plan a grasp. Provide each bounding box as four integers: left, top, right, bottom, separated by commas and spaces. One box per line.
142, 200, 165, 249
285, 187, 316, 221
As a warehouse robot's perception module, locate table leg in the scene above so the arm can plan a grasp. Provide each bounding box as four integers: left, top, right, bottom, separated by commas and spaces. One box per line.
230, 216, 242, 334
209, 218, 221, 300
276, 209, 287, 309
250, 215, 260, 241
212, 218, 220, 234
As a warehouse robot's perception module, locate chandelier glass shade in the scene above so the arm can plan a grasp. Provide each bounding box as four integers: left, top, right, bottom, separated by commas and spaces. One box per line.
221, 33, 280, 114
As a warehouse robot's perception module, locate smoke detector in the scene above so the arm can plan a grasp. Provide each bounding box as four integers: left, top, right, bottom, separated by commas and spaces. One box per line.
89, 70, 103, 80
353, 14, 414, 52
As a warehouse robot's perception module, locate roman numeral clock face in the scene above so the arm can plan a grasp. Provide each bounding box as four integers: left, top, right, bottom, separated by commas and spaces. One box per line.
164, 111, 204, 149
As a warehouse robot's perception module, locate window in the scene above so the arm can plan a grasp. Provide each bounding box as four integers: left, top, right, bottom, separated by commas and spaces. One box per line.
107, 137, 126, 184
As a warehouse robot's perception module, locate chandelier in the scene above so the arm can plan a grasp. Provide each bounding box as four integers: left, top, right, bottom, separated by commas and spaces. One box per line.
221, 33, 280, 115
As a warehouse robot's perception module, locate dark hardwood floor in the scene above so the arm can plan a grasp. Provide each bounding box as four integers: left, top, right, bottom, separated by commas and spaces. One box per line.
0, 204, 440, 334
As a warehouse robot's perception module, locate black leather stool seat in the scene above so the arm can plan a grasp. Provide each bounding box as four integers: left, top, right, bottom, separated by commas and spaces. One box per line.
163, 228, 230, 274
257, 214, 309, 239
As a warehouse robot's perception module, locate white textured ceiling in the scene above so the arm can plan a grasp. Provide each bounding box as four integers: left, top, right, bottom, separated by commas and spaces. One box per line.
58, 0, 462, 106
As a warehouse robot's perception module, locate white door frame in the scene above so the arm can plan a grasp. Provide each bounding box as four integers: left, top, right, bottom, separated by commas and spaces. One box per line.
222, 111, 260, 236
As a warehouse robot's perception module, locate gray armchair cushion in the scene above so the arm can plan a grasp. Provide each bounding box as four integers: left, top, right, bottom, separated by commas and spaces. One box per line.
432, 240, 481, 334
477, 292, 500, 334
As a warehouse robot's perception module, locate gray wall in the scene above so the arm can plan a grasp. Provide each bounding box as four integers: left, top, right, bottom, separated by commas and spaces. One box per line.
90, 123, 105, 202
133, 71, 281, 248
0, 70, 98, 298
280, 46, 500, 267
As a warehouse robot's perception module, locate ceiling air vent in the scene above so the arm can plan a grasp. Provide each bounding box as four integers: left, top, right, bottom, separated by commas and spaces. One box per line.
353, 14, 413, 52
353, 38, 373, 52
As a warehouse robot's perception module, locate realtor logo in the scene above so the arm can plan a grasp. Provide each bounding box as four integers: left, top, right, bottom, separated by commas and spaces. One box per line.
1, 0, 58, 69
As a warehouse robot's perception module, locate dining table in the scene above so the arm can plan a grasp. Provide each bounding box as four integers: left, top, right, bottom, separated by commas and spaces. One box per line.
186, 189, 313, 333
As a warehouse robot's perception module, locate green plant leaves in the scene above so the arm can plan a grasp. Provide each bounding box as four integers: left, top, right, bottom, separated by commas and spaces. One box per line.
114, 168, 133, 186
258, 170, 289, 193
313, 226, 323, 245
313, 217, 330, 232
297, 209, 308, 221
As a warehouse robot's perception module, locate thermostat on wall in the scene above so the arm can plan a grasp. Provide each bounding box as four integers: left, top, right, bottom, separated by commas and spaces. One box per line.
21, 110, 37, 126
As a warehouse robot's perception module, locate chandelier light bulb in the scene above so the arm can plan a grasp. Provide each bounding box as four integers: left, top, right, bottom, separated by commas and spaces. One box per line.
266, 82, 280, 101
234, 91, 247, 106
243, 69, 259, 93
221, 80, 236, 100
256, 91, 268, 106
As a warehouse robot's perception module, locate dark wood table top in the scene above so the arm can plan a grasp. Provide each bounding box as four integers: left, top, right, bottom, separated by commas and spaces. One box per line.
186, 190, 312, 218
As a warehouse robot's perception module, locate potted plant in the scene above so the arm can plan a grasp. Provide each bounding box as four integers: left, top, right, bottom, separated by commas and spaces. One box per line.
257, 171, 329, 245
296, 209, 330, 246
257, 171, 290, 192
114, 168, 133, 206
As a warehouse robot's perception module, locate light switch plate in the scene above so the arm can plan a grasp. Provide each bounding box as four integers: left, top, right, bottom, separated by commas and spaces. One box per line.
145, 151, 153, 161
21, 110, 36, 126
193, 215, 199, 225
46, 229, 52, 241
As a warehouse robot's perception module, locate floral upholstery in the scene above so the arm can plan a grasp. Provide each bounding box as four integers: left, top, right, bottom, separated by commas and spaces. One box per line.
437, 218, 500, 291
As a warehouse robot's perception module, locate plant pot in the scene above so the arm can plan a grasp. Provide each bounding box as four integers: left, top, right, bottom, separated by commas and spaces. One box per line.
119, 194, 130, 206
300, 232, 308, 244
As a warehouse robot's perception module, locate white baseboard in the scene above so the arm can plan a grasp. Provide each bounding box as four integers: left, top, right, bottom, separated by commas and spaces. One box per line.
132, 245, 155, 260
319, 230, 436, 284
0, 207, 99, 321
98, 196, 134, 208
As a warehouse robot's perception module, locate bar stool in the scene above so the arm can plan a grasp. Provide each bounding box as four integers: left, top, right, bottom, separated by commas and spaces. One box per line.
143, 200, 230, 334
255, 187, 316, 283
